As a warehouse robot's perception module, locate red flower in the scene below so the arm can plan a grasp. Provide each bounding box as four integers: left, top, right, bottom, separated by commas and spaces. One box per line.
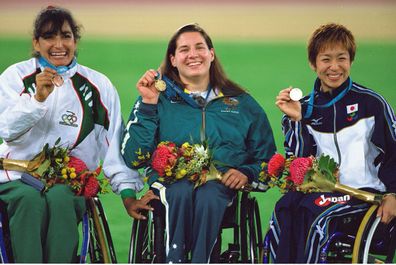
267, 154, 286, 177
68, 156, 87, 173
289, 157, 313, 185
151, 145, 177, 176
83, 176, 100, 198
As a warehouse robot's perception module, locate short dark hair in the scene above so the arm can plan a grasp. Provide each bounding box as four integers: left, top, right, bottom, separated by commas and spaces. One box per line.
32, 6, 81, 57
161, 23, 246, 96
308, 23, 356, 67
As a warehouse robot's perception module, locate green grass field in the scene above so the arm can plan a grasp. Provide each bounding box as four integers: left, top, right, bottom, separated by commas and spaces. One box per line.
1, 37, 396, 262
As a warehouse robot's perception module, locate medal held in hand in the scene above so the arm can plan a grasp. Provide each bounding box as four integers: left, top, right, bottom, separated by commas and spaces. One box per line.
290, 87, 303, 101
51, 74, 64, 87
154, 71, 166, 92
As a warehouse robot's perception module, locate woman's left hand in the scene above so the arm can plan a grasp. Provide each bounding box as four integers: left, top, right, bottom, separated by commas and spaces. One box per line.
221, 169, 248, 190
377, 193, 396, 224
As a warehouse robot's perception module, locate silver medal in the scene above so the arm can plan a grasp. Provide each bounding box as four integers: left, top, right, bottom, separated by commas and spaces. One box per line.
290, 88, 303, 101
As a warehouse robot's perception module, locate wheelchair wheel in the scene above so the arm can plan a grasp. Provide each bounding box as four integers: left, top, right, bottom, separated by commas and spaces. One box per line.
352, 204, 396, 263
129, 210, 167, 263
86, 197, 117, 263
240, 193, 262, 263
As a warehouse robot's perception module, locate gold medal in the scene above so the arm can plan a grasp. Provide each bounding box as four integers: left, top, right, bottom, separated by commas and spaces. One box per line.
51, 74, 64, 87
155, 79, 166, 92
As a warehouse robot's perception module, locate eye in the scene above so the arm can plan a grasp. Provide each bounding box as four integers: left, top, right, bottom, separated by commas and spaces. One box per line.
178, 48, 188, 53
41, 33, 55, 40
321, 58, 330, 63
62, 33, 73, 39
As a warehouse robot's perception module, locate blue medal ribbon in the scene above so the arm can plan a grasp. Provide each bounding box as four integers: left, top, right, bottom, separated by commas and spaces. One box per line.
303, 78, 352, 119
38, 56, 77, 74
162, 75, 212, 109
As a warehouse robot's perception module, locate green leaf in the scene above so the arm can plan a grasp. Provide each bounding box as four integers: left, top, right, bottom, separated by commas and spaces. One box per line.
54, 137, 61, 146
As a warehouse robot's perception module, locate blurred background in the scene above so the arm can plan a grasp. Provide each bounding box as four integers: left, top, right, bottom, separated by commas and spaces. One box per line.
1, 0, 396, 262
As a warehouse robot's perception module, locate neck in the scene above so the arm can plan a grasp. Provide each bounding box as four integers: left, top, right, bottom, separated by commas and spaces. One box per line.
181, 75, 210, 92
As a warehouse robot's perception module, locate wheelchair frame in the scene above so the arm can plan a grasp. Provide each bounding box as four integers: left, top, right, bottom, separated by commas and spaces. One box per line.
128, 192, 263, 263
262, 204, 396, 263
0, 197, 117, 263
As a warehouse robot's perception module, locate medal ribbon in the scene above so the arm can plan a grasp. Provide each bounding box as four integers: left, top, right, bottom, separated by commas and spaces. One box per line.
303, 78, 352, 119
38, 56, 77, 74
162, 75, 212, 109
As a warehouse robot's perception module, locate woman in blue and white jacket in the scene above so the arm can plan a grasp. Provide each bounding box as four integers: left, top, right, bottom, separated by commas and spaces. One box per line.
0, 6, 151, 263
268, 23, 396, 263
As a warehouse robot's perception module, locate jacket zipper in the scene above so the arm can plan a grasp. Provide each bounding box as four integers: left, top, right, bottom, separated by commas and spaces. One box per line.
333, 104, 342, 166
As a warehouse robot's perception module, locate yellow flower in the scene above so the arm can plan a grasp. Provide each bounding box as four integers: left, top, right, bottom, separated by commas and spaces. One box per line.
63, 156, 70, 163
180, 169, 187, 177
62, 174, 68, 179
69, 167, 76, 173
143, 177, 149, 183
70, 172, 77, 179
182, 142, 191, 149
132, 161, 139, 167
61, 168, 67, 175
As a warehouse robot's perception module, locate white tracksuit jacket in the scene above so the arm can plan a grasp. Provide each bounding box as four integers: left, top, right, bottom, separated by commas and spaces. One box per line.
0, 58, 144, 194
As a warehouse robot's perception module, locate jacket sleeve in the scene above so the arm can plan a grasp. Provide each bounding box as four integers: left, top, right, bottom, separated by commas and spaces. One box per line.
99, 82, 144, 195
282, 115, 317, 158
121, 97, 159, 169
0, 65, 48, 142
370, 98, 396, 193
237, 97, 277, 188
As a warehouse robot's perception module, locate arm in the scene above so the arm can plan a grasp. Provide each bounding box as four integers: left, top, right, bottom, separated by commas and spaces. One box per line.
276, 87, 317, 157
371, 97, 396, 223
121, 69, 161, 169
222, 97, 277, 190
0, 65, 50, 142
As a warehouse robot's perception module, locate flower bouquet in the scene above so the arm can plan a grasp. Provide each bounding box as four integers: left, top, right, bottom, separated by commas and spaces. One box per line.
260, 153, 383, 204
0, 138, 109, 198
149, 141, 215, 187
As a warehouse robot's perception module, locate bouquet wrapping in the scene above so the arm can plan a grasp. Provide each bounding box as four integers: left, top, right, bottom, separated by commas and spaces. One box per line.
260, 153, 382, 204
0, 138, 109, 198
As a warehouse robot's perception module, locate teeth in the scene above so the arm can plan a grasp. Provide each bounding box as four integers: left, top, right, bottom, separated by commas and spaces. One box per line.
188, 62, 201, 66
51, 52, 66, 56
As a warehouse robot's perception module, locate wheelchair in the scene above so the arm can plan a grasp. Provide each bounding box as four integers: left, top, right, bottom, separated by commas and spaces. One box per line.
128, 190, 263, 263
262, 204, 396, 263
0, 197, 117, 263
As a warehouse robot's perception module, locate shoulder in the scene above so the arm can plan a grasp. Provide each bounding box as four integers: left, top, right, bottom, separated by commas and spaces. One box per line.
76, 64, 115, 90
1, 58, 38, 79
350, 82, 393, 111
230, 92, 267, 116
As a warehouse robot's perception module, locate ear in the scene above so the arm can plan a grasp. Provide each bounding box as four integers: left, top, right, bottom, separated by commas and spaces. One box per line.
210, 48, 215, 62
309, 62, 316, 71
170, 54, 176, 67
32, 39, 40, 52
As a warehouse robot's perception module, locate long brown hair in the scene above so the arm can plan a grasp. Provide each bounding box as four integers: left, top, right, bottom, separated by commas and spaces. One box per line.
161, 23, 246, 96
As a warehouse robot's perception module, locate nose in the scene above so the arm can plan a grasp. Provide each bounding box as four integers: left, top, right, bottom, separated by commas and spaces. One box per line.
329, 59, 339, 71
54, 35, 63, 48
187, 48, 198, 58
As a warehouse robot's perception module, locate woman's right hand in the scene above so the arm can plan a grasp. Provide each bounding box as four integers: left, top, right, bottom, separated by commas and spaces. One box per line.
35, 67, 57, 102
136, 69, 161, 104
275, 87, 302, 121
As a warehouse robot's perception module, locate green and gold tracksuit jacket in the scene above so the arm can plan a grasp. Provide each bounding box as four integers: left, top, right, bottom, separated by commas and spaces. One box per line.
121, 87, 276, 189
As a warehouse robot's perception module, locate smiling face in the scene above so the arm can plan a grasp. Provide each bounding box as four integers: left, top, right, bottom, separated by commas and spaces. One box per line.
312, 43, 351, 93
33, 21, 76, 67
170, 31, 214, 86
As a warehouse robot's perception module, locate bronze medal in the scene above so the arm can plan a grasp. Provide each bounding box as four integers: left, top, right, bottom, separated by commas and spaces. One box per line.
155, 79, 166, 92
51, 74, 64, 87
